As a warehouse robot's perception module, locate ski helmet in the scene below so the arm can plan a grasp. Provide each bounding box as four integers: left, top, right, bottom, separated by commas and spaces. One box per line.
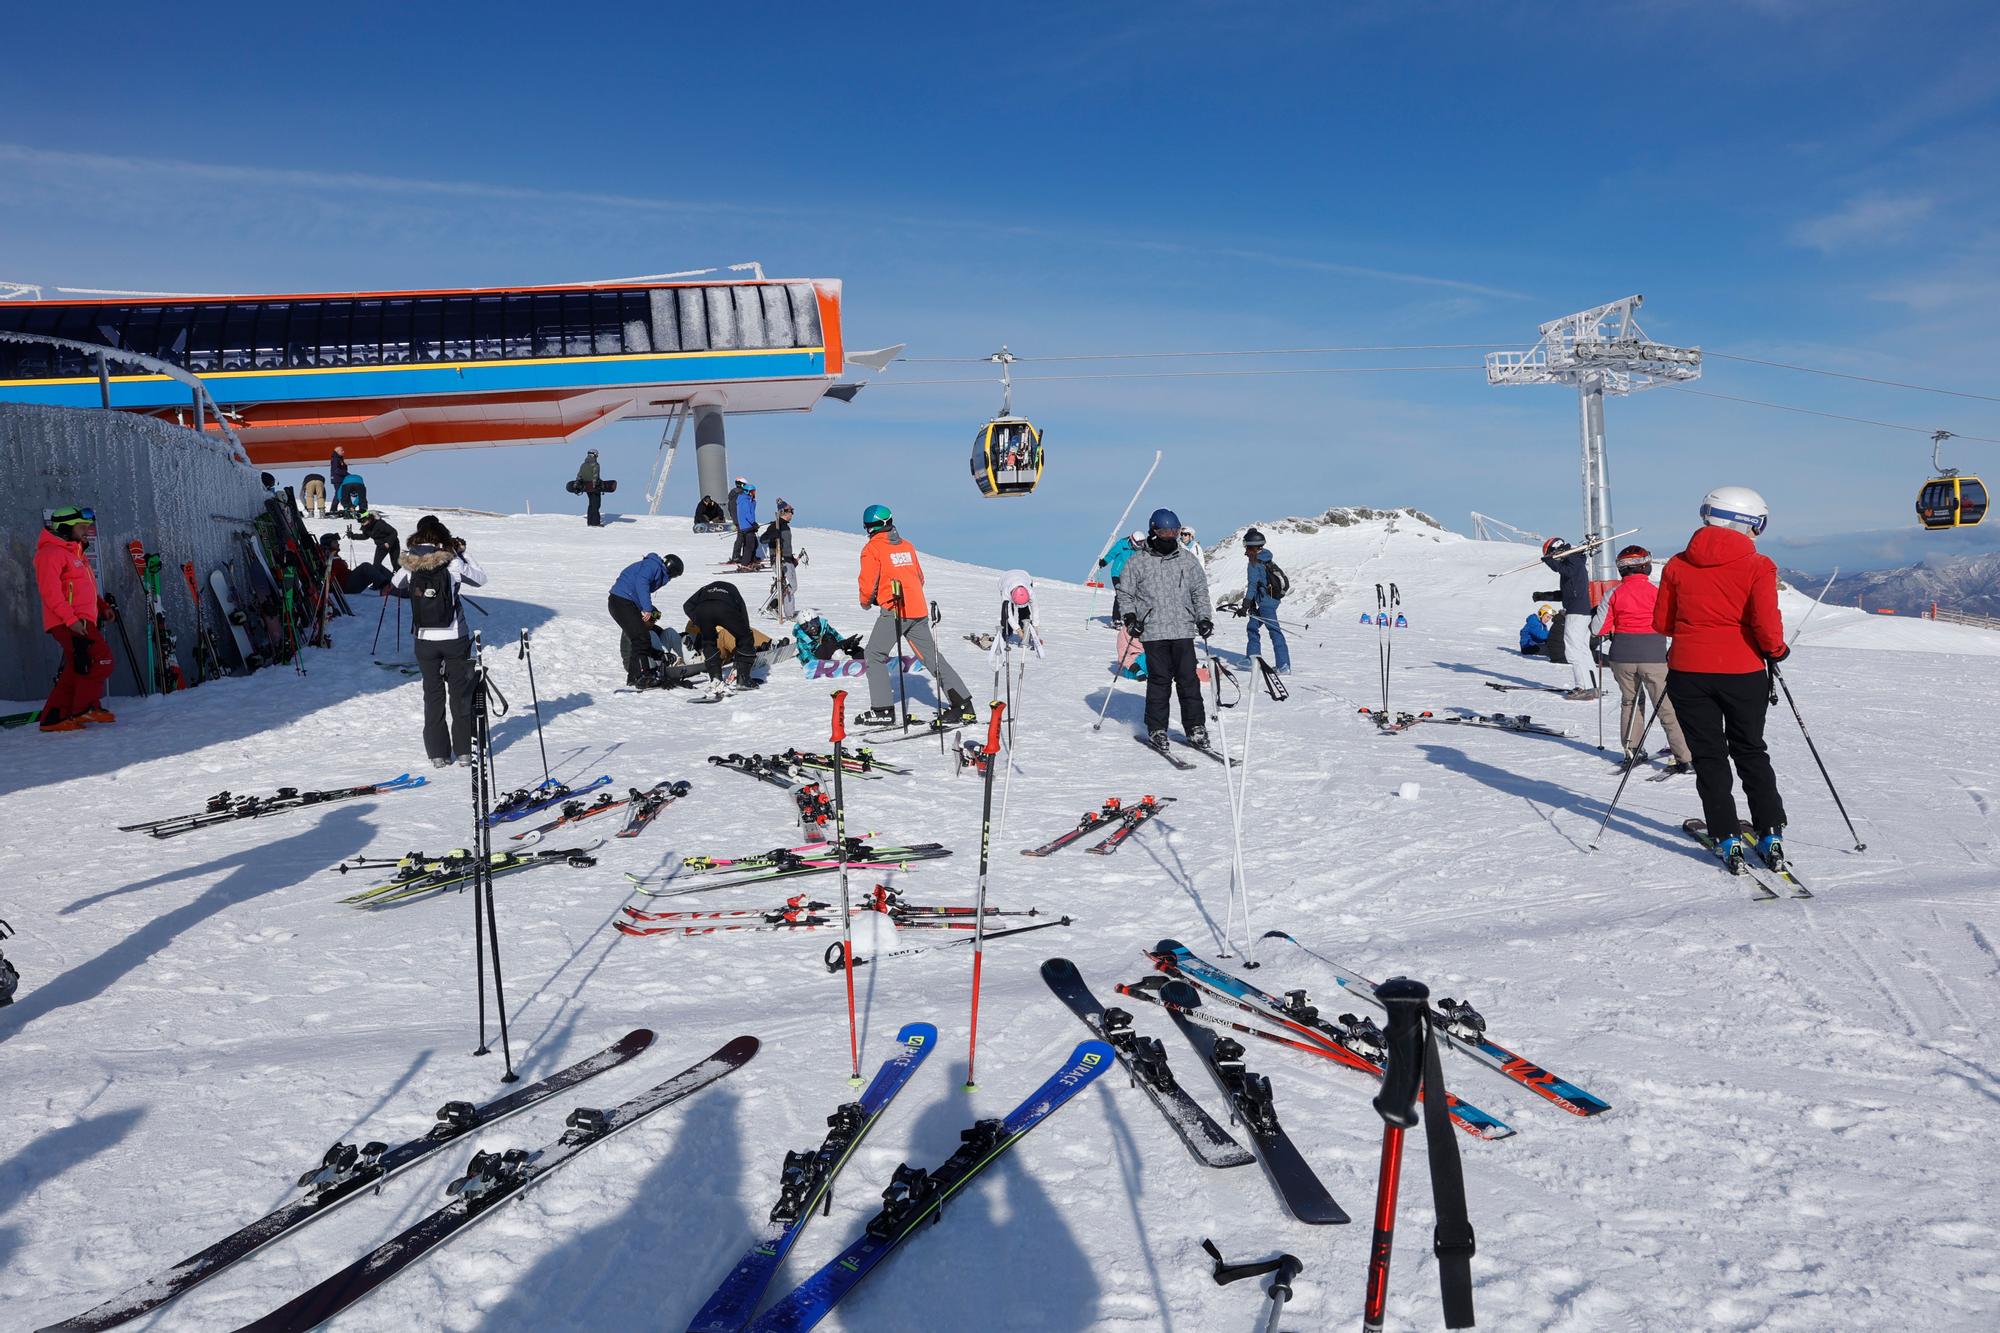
1536, 603, 1554, 619
662, 553, 685, 578
1615, 544, 1652, 574
862, 503, 893, 534
1242, 527, 1267, 550
1700, 485, 1768, 536
1541, 536, 1567, 555
1009, 584, 1032, 606
47, 504, 94, 535
1148, 508, 1181, 533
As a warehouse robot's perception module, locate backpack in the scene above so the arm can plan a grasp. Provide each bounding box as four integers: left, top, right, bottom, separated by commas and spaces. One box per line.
407, 558, 458, 631
1263, 560, 1290, 600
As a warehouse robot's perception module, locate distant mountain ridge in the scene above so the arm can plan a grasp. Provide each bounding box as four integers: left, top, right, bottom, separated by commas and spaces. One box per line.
1781, 552, 2000, 617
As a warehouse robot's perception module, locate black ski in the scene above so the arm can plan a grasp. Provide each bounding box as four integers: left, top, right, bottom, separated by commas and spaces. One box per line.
1157, 981, 1350, 1224
1484, 681, 1567, 694
236, 1036, 757, 1333
39, 1029, 656, 1333
1171, 732, 1227, 764
1134, 735, 1196, 769
1041, 959, 1253, 1169
1430, 711, 1570, 738
618, 780, 692, 838
117, 774, 426, 839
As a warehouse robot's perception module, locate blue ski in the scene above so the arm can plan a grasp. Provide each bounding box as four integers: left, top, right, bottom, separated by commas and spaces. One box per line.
687, 1023, 936, 1332
485, 775, 613, 825
748, 1040, 1114, 1332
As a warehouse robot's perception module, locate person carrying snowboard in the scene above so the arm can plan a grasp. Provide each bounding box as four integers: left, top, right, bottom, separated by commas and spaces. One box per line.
1236, 526, 1291, 673
575, 448, 605, 527
34, 505, 117, 732
1592, 545, 1693, 775
761, 498, 799, 620
609, 552, 685, 686
728, 477, 760, 566
1654, 486, 1790, 868
1538, 535, 1599, 700
1121, 507, 1213, 750
854, 504, 975, 726
387, 516, 487, 767
682, 579, 763, 690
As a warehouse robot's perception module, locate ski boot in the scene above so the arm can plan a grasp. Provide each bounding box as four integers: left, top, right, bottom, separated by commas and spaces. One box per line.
1616, 749, 1648, 773
1658, 760, 1692, 777
1148, 729, 1171, 751
941, 693, 979, 726
1714, 832, 1749, 875
1187, 725, 1211, 748
1754, 830, 1786, 873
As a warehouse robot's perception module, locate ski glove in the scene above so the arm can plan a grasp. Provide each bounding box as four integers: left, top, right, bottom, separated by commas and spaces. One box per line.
1232, 603, 1249, 618
1196, 618, 1215, 639
1122, 612, 1146, 637
1766, 644, 1790, 665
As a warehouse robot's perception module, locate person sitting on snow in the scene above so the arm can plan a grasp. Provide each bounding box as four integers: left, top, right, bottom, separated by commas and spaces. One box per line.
1519, 604, 1554, 655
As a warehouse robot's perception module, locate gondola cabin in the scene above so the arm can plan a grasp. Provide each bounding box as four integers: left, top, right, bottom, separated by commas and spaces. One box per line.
971, 417, 1044, 498
1916, 475, 1988, 530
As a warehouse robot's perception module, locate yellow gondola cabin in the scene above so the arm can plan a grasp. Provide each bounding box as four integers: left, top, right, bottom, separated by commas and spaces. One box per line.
971, 418, 1044, 498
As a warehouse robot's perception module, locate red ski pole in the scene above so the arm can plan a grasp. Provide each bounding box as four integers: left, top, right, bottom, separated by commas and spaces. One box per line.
830, 690, 862, 1085
963, 701, 1007, 1089
1363, 977, 1429, 1332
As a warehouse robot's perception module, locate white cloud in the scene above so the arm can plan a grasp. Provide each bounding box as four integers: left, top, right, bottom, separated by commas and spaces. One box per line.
1790, 191, 1935, 253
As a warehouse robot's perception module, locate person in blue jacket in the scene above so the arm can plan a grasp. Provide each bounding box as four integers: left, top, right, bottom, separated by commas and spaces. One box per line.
609, 551, 685, 686
1097, 530, 1144, 620
729, 478, 760, 566
1519, 603, 1554, 655
1237, 527, 1291, 673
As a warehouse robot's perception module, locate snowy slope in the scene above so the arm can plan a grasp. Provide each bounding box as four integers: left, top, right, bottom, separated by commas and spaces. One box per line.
4, 507, 1999, 1331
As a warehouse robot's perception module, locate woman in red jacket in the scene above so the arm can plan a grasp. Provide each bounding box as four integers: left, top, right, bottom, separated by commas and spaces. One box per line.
1653, 486, 1789, 869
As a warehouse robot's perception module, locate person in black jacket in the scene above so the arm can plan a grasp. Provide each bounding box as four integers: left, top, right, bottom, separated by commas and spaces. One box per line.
347, 509, 401, 568
1538, 537, 1599, 700
761, 499, 799, 619
681, 580, 761, 690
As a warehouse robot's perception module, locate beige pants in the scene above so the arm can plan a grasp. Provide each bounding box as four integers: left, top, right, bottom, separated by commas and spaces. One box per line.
1611, 661, 1691, 763
302, 477, 326, 516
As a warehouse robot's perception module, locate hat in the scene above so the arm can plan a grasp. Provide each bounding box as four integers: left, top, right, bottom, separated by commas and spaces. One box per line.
777, 498, 794, 513
1243, 527, 1267, 549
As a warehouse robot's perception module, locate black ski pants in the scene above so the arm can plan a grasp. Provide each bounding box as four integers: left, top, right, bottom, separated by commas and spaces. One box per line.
414, 634, 475, 763
608, 594, 662, 684
1666, 668, 1787, 839
684, 583, 757, 680
1142, 638, 1205, 737
730, 525, 760, 565
585, 487, 602, 526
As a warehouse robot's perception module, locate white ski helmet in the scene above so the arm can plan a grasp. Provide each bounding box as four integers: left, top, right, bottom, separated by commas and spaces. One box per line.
1700, 485, 1769, 536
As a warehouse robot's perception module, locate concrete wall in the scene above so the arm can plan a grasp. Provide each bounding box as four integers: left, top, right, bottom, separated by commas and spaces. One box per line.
2, 404, 270, 702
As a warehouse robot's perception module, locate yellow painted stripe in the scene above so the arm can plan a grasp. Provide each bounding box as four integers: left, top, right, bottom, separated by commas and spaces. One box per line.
0, 345, 828, 390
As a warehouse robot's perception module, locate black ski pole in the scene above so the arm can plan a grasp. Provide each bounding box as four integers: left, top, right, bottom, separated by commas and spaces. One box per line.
103, 594, 149, 698
518, 628, 551, 788
370, 590, 390, 655
1363, 977, 1428, 1333
1201, 1238, 1303, 1333
1770, 663, 1866, 851
1588, 688, 1661, 851
469, 638, 489, 1060
1375, 584, 1389, 714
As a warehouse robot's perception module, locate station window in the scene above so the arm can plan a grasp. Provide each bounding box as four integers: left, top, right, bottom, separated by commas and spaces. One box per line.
411, 297, 444, 362
440, 296, 475, 360
473, 295, 505, 359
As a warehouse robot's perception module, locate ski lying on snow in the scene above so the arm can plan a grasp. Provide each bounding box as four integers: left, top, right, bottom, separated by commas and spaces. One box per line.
1088, 797, 1171, 855
1429, 711, 1571, 738
1484, 681, 1568, 694
1020, 797, 1129, 856
1146, 939, 1515, 1140
746, 1039, 1112, 1333
1259, 931, 1612, 1117
686, 1023, 935, 1333
1040, 959, 1253, 1170
617, 781, 692, 837
235, 1036, 758, 1333
119, 775, 425, 838
485, 775, 614, 825
38, 1029, 657, 1333
1151, 982, 1349, 1225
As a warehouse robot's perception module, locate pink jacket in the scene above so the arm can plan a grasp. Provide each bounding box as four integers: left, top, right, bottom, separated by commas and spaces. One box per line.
36, 528, 101, 631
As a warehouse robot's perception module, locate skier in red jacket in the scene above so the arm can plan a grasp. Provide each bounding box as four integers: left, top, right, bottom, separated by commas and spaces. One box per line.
1653, 486, 1789, 869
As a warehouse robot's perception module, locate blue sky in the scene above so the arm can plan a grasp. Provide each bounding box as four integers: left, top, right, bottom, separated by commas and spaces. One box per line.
7, 1, 2000, 576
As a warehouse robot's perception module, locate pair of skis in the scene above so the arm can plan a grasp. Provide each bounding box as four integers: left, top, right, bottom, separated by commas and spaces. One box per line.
1134, 730, 1223, 770
507, 778, 690, 842
1020, 795, 1173, 857
1684, 819, 1812, 899
1259, 931, 1613, 1118
339, 843, 602, 908
625, 842, 954, 897
118, 774, 426, 839
34, 1028, 718, 1332
485, 775, 614, 825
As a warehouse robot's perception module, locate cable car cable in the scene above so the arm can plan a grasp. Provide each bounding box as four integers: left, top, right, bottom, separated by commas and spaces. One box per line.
1664, 386, 2000, 444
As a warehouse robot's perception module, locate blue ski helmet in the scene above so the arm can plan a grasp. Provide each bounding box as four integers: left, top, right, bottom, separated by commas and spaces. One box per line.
1148, 508, 1181, 533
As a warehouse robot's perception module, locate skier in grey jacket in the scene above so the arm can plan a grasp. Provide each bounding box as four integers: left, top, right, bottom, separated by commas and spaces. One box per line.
1120, 507, 1214, 748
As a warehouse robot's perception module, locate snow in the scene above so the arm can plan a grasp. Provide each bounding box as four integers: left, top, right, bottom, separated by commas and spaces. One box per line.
4, 507, 1999, 1331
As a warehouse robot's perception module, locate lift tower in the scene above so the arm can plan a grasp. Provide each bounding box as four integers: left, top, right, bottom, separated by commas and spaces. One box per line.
1485, 295, 1702, 582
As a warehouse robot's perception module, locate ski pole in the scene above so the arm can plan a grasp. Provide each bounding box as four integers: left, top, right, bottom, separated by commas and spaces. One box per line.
1770, 663, 1866, 851
963, 701, 1006, 1089
890, 582, 910, 732
1363, 977, 1429, 1333
518, 628, 551, 788
1201, 1239, 1303, 1333
1587, 688, 1661, 851
371, 591, 390, 655
1081, 448, 1162, 609
473, 638, 517, 1082
1375, 584, 1389, 714
1385, 583, 1400, 714
1230, 654, 1263, 962
830, 689, 862, 1085
1204, 641, 1252, 961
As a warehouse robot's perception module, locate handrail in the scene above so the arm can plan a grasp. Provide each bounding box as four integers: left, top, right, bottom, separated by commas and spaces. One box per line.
0, 331, 249, 463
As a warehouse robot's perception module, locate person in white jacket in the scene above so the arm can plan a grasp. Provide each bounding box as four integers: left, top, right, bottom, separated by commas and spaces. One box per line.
388, 514, 488, 766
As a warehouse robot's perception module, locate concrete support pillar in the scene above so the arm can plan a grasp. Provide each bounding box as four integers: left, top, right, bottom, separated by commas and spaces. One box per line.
694, 404, 729, 508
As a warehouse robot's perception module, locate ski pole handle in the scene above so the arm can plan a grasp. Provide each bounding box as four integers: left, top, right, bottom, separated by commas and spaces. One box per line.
830, 689, 847, 745
1372, 977, 1429, 1128
518, 627, 528, 659
983, 702, 1006, 756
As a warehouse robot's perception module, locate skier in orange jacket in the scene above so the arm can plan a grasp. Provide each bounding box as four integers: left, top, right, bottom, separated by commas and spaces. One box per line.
854, 504, 974, 726
34, 506, 118, 731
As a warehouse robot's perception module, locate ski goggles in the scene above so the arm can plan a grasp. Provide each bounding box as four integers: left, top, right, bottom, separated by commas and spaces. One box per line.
1700, 503, 1768, 535
49, 506, 96, 525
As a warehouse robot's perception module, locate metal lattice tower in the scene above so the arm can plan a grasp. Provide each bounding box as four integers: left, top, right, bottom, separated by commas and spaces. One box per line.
1486, 295, 1702, 581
